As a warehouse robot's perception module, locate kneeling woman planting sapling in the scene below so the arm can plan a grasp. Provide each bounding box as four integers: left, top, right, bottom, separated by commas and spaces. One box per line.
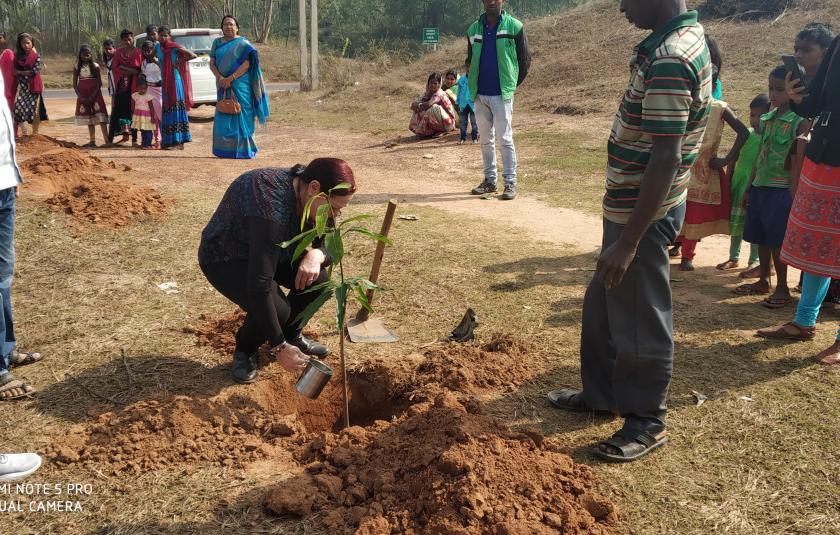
198, 159, 357, 384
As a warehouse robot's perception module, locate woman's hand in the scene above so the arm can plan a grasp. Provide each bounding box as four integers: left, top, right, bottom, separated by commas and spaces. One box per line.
295, 249, 325, 291
274, 344, 310, 372
785, 72, 808, 105
219, 76, 231, 89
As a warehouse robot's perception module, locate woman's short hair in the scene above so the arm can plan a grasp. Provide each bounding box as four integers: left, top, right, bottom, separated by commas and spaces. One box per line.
119, 29, 134, 40
291, 158, 356, 196
221, 14, 241, 31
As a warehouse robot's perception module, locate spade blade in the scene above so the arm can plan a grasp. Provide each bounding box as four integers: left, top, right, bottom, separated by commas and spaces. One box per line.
347, 317, 399, 343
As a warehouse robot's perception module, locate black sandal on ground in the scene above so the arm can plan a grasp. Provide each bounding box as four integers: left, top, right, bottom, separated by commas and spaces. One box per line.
9, 350, 43, 368
594, 430, 668, 462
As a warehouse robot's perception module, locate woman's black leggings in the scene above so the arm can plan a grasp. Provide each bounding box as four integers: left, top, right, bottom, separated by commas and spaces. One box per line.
201, 259, 329, 354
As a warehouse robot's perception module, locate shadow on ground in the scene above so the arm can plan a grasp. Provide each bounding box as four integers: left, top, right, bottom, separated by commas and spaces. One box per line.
35, 354, 231, 422
91, 482, 320, 534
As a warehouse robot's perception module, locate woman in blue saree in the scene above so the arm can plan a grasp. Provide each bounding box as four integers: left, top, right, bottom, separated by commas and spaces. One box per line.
210, 15, 269, 159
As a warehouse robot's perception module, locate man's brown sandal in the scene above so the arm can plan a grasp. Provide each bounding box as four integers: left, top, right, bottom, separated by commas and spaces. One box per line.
756, 322, 816, 341
0, 374, 36, 401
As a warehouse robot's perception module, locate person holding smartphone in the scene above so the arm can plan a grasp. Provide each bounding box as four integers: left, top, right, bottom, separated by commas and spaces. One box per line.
757, 35, 840, 366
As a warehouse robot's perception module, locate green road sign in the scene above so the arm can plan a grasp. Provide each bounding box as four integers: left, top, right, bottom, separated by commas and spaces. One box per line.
422, 28, 440, 44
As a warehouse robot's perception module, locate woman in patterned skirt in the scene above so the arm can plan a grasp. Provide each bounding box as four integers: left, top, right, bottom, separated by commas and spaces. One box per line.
758, 36, 840, 365
12, 33, 44, 136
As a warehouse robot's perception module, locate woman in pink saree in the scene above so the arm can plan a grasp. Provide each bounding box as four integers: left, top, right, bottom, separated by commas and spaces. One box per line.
410, 72, 456, 138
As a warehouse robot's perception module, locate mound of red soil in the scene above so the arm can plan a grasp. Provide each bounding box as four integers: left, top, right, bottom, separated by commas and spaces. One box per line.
15, 134, 78, 156
47, 363, 405, 475
16, 141, 169, 227
19, 148, 117, 181
50, 395, 291, 474
265, 391, 618, 534
183, 311, 245, 355
44, 179, 169, 227
188, 311, 542, 394
418, 336, 540, 393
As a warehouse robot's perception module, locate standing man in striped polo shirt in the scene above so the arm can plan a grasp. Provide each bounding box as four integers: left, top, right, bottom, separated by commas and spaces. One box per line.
548, 0, 712, 462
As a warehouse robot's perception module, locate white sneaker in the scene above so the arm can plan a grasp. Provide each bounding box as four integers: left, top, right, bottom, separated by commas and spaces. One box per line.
0, 453, 42, 481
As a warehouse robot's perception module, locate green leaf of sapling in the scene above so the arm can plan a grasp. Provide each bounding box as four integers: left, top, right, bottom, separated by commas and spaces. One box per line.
324, 231, 344, 264
315, 203, 330, 236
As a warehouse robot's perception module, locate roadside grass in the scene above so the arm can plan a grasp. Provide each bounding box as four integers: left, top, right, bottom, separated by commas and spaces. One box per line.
40, 54, 76, 89
5, 178, 840, 533
516, 126, 607, 214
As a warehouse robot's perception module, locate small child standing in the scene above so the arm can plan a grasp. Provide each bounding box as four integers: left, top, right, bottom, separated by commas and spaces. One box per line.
101, 39, 116, 97
131, 76, 157, 149
73, 45, 109, 147
733, 66, 810, 308
716, 94, 771, 273
456, 61, 478, 144
676, 36, 750, 271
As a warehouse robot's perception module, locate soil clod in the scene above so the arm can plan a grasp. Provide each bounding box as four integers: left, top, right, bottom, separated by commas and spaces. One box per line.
16, 136, 170, 227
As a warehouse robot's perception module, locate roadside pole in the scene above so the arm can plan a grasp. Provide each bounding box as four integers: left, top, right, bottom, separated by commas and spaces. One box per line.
311, 0, 319, 90
298, 0, 310, 90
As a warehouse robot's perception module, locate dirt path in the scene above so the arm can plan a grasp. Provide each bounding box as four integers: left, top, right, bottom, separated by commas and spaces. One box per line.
37, 97, 747, 268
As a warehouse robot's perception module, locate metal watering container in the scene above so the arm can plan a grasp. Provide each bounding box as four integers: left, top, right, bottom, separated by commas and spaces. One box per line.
294, 359, 333, 399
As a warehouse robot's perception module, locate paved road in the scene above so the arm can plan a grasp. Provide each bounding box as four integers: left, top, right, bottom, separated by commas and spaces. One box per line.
42, 81, 299, 100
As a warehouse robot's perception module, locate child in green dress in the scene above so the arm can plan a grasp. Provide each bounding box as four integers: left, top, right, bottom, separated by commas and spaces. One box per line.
716, 94, 771, 272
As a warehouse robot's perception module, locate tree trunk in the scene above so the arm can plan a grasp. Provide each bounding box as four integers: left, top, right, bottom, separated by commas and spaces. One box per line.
258, 0, 275, 43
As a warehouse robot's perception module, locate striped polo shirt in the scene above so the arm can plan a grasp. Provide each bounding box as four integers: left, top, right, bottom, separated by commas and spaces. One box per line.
604, 10, 713, 224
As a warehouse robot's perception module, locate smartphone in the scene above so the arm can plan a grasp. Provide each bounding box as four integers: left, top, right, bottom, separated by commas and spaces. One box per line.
782, 54, 804, 85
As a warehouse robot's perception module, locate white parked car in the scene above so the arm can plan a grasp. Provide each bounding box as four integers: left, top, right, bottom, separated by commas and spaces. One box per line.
135, 28, 222, 107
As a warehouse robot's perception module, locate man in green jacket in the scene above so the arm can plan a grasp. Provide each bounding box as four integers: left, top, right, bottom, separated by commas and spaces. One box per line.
466, 0, 531, 200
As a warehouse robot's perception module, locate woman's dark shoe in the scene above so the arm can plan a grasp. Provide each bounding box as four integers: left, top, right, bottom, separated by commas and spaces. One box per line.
288, 336, 330, 358
232, 351, 258, 384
